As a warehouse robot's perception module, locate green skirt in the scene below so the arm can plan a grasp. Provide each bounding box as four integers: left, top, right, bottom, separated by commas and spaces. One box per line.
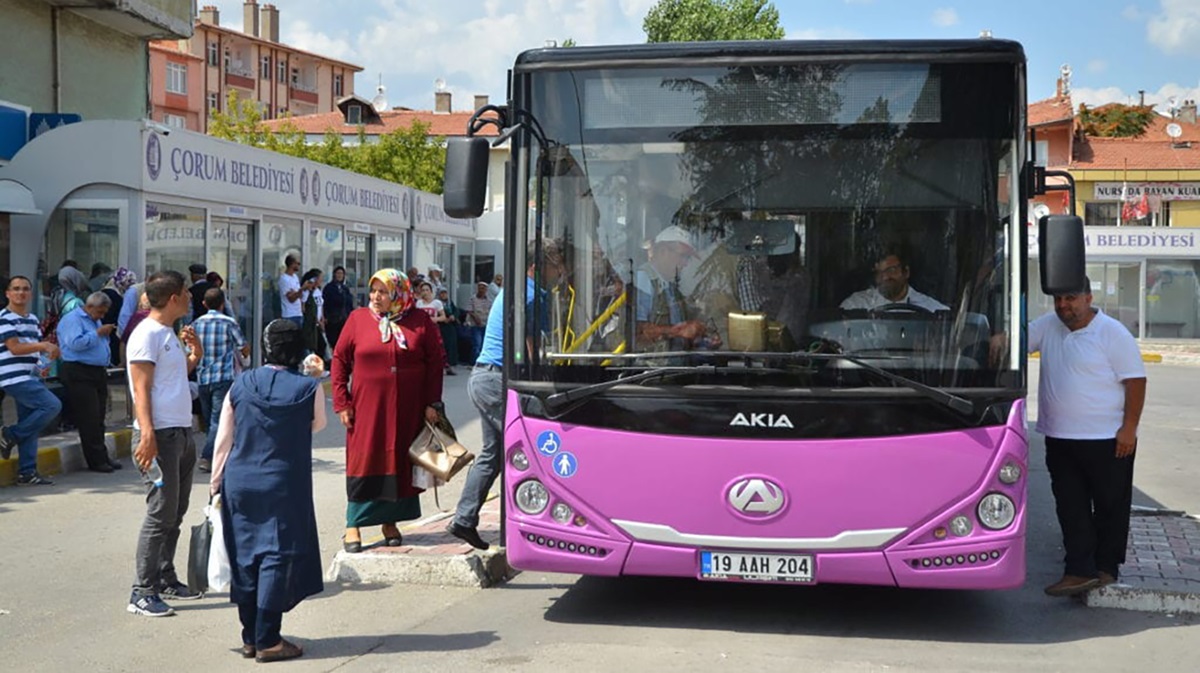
346, 497, 422, 528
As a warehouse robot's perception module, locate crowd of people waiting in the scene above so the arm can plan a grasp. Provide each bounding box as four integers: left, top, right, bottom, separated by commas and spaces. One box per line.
0, 256, 507, 662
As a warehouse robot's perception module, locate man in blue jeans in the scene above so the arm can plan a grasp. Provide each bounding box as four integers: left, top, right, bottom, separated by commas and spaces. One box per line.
447, 240, 562, 549
0, 276, 62, 485
192, 288, 248, 473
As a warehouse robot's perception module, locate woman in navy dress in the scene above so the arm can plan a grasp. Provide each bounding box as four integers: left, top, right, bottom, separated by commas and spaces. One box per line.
210, 319, 327, 663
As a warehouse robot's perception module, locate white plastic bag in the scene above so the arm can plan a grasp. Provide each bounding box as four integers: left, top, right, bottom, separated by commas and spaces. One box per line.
412, 465, 441, 490
206, 494, 232, 592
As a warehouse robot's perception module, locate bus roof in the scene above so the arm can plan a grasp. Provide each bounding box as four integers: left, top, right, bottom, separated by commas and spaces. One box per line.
514, 38, 1025, 71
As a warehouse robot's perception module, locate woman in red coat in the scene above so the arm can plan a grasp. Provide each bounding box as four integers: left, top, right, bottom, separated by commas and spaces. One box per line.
332, 269, 444, 552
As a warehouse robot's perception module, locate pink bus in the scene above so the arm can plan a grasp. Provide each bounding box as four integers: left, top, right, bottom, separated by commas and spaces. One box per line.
446, 39, 1084, 589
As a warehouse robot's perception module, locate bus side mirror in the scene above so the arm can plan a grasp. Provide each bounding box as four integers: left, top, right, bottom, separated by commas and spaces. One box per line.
444, 137, 490, 219
1039, 214, 1086, 295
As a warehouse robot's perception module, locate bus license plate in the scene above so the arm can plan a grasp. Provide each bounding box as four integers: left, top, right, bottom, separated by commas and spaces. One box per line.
700, 551, 814, 583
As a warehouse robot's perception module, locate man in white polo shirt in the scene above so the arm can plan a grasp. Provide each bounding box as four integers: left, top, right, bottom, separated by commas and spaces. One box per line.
1032, 275, 1147, 597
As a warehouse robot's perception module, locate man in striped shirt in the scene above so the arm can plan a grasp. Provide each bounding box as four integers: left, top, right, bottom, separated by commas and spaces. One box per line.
0, 276, 62, 485
193, 288, 248, 473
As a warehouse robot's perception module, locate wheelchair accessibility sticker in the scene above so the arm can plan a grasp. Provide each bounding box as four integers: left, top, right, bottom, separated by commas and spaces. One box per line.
536, 430, 561, 456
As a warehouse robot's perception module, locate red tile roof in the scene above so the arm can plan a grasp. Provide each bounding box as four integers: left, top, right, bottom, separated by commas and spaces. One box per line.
261, 109, 499, 137
1029, 95, 1074, 127
1139, 114, 1200, 143
1071, 137, 1200, 170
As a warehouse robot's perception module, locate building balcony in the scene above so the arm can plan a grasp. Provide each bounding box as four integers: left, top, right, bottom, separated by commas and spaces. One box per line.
289, 87, 318, 105
39, 0, 193, 39
225, 71, 256, 91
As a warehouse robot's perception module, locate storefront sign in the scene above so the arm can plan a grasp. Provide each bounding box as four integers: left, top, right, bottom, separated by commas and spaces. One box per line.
1094, 182, 1200, 201
1030, 224, 1200, 257
142, 129, 411, 228
405, 189, 476, 237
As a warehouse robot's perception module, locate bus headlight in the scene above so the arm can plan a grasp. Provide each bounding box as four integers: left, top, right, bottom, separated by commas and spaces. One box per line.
515, 480, 549, 515
510, 450, 529, 471
949, 515, 973, 537
998, 462, 1022, 484
551, 502, 574, 524
976, 493, 1016, 530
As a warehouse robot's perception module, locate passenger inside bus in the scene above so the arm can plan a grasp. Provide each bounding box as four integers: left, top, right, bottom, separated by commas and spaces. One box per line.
634, 226, 722, 351
839, 247, 949, 313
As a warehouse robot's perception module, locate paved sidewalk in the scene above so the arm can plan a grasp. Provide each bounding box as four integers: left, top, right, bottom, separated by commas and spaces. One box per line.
327, 496, 511, 588
1139, 341, 1200, 366
1086, 511, 1200, 614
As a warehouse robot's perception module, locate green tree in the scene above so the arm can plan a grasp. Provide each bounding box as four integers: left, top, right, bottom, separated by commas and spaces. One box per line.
207, 91, 446, 193
643, 0, 785, 42
1077, 103, 1156, 138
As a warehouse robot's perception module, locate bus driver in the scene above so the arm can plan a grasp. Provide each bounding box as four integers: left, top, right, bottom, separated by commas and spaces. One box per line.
840, 248, 949, 312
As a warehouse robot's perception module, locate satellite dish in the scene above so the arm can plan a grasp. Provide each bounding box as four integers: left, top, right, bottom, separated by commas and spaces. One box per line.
1167, 123, 1183, 139
372, 83, 389, 112
1033, 203, 1051, 223
434, 78, 447, 93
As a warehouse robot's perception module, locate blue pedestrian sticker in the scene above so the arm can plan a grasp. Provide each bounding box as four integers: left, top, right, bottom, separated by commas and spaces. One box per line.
553, 452, 578, 478
536, 430, 561, 456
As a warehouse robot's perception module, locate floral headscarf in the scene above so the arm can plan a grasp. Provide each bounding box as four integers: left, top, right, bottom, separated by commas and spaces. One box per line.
108, 267, 137, 294
369, 268, 415, 348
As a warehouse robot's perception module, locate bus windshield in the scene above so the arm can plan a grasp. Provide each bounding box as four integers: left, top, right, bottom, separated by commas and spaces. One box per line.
513, 59, 1022, 392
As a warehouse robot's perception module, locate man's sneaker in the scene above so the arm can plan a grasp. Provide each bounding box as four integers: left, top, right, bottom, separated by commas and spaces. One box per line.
159, 581, 202, 600
197, 458, 211, 473
127, 592, 175, 617
0, 426, 15, 460
16, 472, 53, 486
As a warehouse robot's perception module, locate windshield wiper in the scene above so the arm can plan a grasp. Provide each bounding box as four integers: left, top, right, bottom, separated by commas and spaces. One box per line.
795, 352, 975, 415
543, 365, 783, 410
544, 366, 713, 409
538, 350, 974, 415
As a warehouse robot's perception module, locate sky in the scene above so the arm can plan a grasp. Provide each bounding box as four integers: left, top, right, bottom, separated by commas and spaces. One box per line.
208, 0, 1200, 119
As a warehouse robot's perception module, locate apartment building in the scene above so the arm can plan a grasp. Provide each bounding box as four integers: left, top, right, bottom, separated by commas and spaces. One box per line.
150, 0, 362, 132
0, 0, 193, 283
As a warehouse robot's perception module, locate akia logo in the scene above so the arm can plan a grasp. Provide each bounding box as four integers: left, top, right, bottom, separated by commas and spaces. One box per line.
730, 412, 794, 428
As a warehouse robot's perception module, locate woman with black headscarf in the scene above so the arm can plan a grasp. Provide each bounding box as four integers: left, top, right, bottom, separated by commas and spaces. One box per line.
209, 319, 326, 663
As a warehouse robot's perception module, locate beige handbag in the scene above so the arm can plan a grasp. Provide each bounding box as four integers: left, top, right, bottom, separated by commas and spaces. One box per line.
408, 421, 475, 482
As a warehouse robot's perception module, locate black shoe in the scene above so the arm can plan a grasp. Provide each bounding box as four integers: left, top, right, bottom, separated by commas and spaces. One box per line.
0, 426, 14, 460
446, 521, 489, 550
108, 459, 124, 470
197, 458, 211, 473
343, 537, 362, 554
89, 463, 115, 473
445, 367, 457, 376
16, 472, 53, 486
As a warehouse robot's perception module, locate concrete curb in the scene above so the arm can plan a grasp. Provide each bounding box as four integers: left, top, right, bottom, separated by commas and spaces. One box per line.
1084, 584, 1200, 615
326, 547, 512, 588
0, 427, 132, 485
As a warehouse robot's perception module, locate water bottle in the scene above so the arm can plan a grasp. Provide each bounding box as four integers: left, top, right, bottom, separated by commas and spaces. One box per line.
144, 457, 164, 488
35, 352, 51, 377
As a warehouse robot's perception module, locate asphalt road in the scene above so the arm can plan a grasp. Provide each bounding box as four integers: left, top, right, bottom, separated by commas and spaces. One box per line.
1, 361, 1197, 672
